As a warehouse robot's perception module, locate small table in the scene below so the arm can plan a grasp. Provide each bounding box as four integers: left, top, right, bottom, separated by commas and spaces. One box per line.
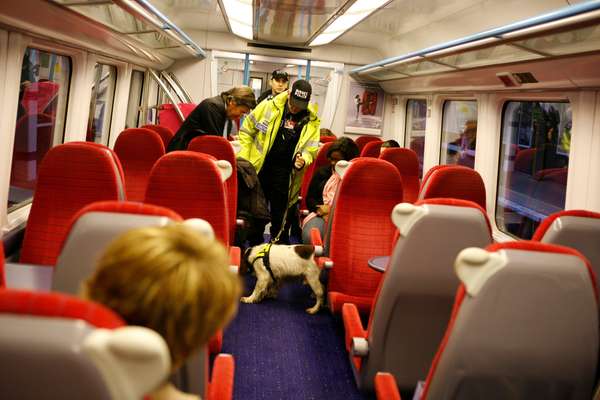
5, 263, 54, 291
368, 256, 390, 273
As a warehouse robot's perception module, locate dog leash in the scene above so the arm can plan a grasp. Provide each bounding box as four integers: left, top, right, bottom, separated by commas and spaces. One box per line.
270, 166, 300, 244
250, 243, 277, 282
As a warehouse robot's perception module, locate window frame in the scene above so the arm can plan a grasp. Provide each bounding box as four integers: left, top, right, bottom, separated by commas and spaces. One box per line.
439, 98, 479, 167
495, 98, 572, 240
125, 68, 146, 129
87, 62, 118, 146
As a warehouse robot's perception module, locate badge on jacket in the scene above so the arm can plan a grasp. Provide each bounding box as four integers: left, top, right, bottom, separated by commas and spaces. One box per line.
283, 119, 296, 129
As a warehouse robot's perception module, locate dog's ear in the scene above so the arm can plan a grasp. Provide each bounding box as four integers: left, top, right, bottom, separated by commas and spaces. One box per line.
293, 245, 315, 260
239, 247, 252, 275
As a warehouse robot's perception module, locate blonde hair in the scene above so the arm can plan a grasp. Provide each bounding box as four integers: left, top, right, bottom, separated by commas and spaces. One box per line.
222, 86, 257, 109
83, 224, 241, 368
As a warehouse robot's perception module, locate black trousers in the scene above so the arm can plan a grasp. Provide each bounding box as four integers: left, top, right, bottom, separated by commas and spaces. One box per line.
257, 167, 291, 244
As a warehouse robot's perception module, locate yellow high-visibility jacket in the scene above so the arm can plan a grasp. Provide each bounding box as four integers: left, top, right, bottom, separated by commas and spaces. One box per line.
238, 91, 320, 206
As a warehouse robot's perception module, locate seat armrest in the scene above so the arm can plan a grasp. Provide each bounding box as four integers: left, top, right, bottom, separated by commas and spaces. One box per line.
207, 354, 235, 400
236, 219, 245, 227
375, 373, 402, 400
317, 257, 334, 270
342, 303, 367, 353
229, 247, 240, 273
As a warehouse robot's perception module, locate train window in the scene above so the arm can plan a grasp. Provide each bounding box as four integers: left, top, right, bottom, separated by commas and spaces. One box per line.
440, 100, 478, 168
8, 48, 71, 212
405, 99, 427, 177
125, 70, 144, 128
86, 63, 117, 145
496, 101, 571, 239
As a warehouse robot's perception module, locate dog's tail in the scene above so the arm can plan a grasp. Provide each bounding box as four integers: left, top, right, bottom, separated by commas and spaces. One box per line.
239, 247, 253, 275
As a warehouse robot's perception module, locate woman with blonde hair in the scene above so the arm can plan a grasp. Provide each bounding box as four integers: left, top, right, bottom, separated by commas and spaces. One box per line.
167, 86, 257, 151
83, 224, 241, 400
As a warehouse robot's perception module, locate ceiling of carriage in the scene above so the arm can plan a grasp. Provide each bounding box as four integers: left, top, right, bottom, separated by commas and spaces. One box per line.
147, 0, 590, 55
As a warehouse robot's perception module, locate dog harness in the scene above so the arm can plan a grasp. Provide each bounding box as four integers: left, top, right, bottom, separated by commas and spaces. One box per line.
250, 243, 277, 282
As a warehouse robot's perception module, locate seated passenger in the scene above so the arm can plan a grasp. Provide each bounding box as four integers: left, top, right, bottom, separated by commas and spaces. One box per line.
379, 139, 400, 155
320, 128, 337, 141
83, 224, 241, 400
167, 87, 256, 151
301, 137, 360, 244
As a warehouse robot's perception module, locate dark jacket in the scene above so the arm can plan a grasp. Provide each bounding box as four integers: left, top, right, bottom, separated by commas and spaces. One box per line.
167, 95, 232, 152
237, 158, 270, 222
305, 166, 333, 213
256, 89, 274, 105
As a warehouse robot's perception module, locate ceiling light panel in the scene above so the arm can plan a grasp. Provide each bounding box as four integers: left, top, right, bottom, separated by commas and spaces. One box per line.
221, 0, 253, 40
310, 0, 390, 46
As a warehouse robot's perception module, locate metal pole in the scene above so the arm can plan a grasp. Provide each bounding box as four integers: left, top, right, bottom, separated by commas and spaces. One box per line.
243, 53, 250, 86
306, 59, 311, 81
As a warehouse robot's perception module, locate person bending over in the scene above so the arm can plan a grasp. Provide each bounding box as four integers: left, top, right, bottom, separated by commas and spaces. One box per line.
167, 86, 256, 151
83, 224, 241, 400
238, 79, 320, 245
301, 137, 360, 244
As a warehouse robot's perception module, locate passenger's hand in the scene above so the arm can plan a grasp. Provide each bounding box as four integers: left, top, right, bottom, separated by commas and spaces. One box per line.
294, 154, 305, 170
316, 204, 330, 217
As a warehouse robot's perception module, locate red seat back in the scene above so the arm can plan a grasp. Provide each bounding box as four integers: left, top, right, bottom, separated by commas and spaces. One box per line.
10, 113, 54, 191
158, 103, 196, 134
320, 135, 336, 143
114, 128, 165, 202
20, 81, 60, 116
355, 136, 381, 152
380, 148, 420, 203
422, 242, 598, 399
20, 142, 125, 266
360, 141, 382, 158
419, 165, 487, 211
142, 124, 175, 150
144, 151, 229, 245
328, 158, 403, 314
0, 289, 124, 328
188, 136, 238, 244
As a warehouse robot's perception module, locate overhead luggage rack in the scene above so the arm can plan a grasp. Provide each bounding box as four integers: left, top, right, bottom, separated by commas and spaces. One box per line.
351, 0, 600, 82
49, 0, 206, 61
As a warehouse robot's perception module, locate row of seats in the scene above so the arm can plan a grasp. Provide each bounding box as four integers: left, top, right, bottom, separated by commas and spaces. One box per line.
2, 200, 236, 399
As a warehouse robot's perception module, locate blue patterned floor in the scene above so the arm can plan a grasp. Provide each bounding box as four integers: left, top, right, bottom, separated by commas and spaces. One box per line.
222, 276, 371, 400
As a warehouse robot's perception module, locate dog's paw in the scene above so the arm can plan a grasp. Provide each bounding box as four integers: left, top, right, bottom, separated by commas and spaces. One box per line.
306, 305, 320, 314
240, 296, 254, 304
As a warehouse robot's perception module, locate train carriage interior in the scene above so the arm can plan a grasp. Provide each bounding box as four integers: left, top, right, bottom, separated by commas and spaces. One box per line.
1, 0, 600, 399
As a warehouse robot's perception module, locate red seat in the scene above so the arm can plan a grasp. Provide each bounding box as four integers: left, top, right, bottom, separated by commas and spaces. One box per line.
320, 135, 336, 143
343, 199, 492, 393
188, 136, 238, 244
158, 103, 197, 134
10, 113, 54, 191
142, 124, 175, 150
20, 81, 60, 116
360, 141, 382, 158
419, 165, 487, 210
380, 148, 420, 203
20, 142, 125, 266
533, 209, 600, 290
144, 151, 230, 246
355, 136, 381, 152
114, 128, 165, 202
318, 158, 403, 315
299, 142, 334, 214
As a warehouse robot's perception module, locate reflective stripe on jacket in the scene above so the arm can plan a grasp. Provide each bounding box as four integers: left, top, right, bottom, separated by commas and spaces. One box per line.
238, 91, 320, 206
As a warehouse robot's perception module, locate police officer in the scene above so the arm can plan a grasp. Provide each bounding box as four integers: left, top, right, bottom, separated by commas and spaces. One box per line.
239, 79, 320, 244
257, 70, 289, 104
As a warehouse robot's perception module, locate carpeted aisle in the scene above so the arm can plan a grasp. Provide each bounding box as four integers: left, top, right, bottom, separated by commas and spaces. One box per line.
222, 276, 371, 400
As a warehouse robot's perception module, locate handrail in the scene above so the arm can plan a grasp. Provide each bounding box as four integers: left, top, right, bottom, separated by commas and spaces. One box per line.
149, 70, 185, 122
352, 0, 600, 74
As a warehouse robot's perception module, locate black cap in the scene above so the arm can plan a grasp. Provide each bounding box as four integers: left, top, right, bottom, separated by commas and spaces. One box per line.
289, 79, 311, 110
271, 70, 289, 81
